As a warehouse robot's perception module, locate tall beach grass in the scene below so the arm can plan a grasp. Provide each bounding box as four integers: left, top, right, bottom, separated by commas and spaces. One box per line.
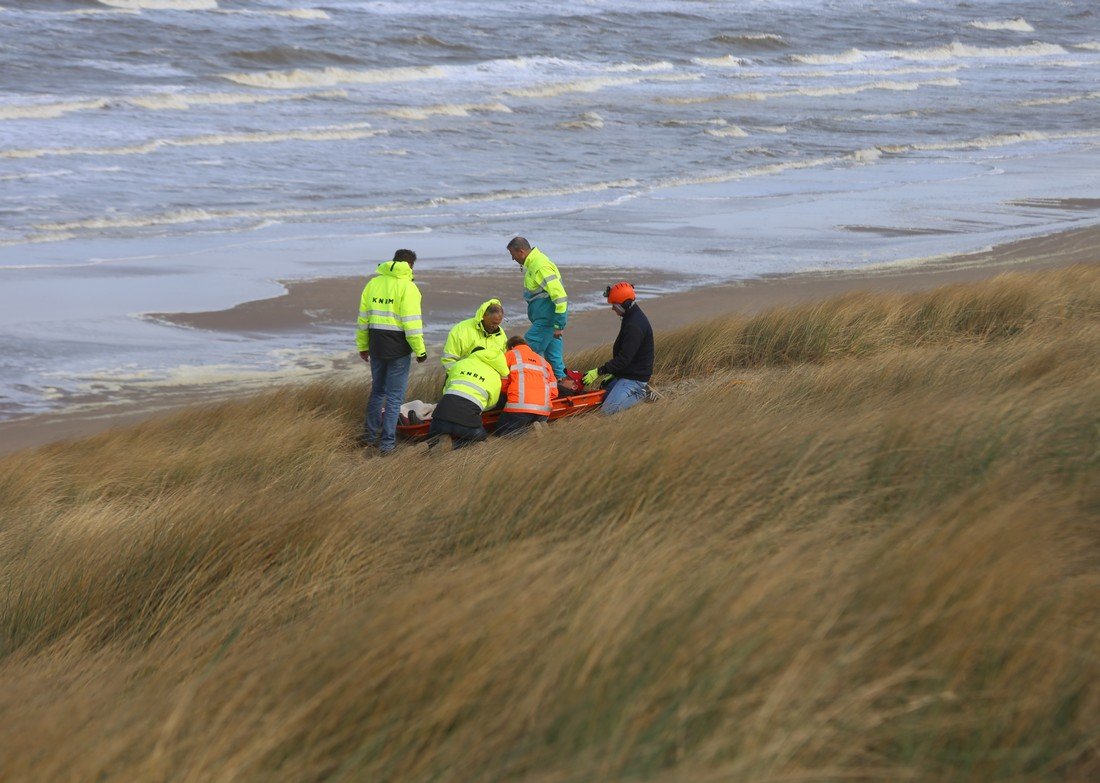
0, 265, 1097, 781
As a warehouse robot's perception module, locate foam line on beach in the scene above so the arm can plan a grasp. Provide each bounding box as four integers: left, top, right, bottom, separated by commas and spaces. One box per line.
0, 90, 346, 121
32, 178, 641, 234
0, 123, 381, 160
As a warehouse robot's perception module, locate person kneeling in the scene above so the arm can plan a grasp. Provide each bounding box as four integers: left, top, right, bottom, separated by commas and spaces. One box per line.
495, 335, 558, 438
426, 346, 509, 450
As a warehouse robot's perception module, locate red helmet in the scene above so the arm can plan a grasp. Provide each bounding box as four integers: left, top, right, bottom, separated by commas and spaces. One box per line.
604, 282, 635, 305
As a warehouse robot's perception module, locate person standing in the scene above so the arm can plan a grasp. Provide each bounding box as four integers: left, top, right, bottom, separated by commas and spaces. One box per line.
583, 282, 654, 416
506, 236, 569, 384
356, 249, 427, 454
495, 335, 558, 437
441, 298, 507, 370
426, 346, 509, 450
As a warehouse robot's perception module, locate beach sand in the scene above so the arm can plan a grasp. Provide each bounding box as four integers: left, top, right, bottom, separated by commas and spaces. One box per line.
2, 225, 1096, 456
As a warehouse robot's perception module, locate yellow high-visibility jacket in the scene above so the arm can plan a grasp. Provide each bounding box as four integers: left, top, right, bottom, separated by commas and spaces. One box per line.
522, 248, 568, 327
356, 260, 426, 359
441, 298, 508, 370
441, 347, 510, 412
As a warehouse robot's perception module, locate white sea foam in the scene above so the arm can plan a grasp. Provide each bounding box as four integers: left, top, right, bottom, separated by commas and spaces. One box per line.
606, 61, 675, 73
0, 169, 73, 182
377, 102, 512, 120
892, 41, 1066, 61
35, 179, 641, 234
852, 148, 883, 163
505, 73, 696, 99
704, 126, 749, 138
1018, 91, 1100, 107
968, 18, 1034, 33
792, 48, 867, 65
0, 232, 76, 248
878, 128, 1100, 154
97, 0, 218, 9
0, 90, 345, 121
558, 112, 604, 130
693, 55, 748, 67
787, 64, 962, 78
3, 123, 382, 161
216, 8, 330, 19
661, 77, 960, 105
655, 155, 842, 189
222, 65, 445, 89
757, 126, 788, 134
1074, 42, 1100, 51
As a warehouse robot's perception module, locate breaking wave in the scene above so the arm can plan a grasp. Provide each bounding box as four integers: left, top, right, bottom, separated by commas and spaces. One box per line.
505, 73, 697, 99
558, 112, 604, 130
222, 65, 445, 89
378, 102, 512, 120
707, 33, 787, 50
660, 77, 960, 105
878, 129, 1100, 153
34, 178, 642, 234
968, 18, 1034, 32
704, 126, 749, 138
0, 90, 345, 121
2, 123, 382, 160
789, 41, 1065, 66
96, 0, 217, 9
216, 8, 329, 20
693, 55, 748, 68
1018, 91, 1100, 107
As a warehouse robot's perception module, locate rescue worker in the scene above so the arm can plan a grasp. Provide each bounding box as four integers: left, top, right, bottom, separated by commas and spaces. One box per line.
441, 299, 507, 370
356, 249, 427, 454
506, 236, 570, 386
495, 335, 558, 437
426, 346, 509, 450
583, 282, 654, 416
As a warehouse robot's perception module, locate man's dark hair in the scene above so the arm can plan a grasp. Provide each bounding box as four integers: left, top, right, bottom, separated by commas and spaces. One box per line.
393, 248, 417, 264
484, 303, 504, 317
506, 335, 527, 349
506, 236, 531, 252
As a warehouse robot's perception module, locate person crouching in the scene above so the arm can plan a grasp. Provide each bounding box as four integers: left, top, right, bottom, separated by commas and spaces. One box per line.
426, 346, 509, 450
495, 335, 558, 438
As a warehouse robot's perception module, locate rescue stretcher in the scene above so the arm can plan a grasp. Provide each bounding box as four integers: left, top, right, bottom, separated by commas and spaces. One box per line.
396, 389, 607, 440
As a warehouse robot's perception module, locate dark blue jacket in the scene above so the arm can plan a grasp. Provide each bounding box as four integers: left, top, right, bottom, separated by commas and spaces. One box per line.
599, 303, 653, 382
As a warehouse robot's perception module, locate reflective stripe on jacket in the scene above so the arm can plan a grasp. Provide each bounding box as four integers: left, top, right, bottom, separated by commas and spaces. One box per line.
500, 344, 558, 416
441, 347, 510, 412
356, 260, 426, 358
441, 298, 508, 370
522, 248, 568, 317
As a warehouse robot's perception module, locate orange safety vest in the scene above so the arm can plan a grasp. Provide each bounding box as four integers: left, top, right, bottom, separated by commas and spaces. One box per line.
501, 344, 558, 416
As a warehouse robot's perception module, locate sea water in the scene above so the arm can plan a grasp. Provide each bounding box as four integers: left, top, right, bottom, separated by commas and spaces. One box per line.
1, 0, 1098, 418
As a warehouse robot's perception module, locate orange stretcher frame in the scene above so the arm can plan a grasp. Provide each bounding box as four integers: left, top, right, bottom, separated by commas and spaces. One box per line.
397, 389, 607, 440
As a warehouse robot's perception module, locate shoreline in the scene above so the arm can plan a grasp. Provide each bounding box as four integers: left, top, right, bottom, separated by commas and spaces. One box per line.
2, 224, 1096, 457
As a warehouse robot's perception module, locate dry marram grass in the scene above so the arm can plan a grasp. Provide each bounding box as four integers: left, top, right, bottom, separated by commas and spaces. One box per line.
1, 265, 1098, 781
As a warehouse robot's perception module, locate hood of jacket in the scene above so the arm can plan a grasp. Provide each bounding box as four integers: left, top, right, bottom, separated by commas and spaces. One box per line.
375, 260, 414, 280
474, 298, 504, 336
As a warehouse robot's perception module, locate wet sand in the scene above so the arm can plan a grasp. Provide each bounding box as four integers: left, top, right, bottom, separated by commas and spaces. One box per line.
2, 224, 1097, 456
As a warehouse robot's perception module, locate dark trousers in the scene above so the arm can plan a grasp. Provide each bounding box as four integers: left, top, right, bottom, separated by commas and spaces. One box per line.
427, 417, 487, 450
494, 411, 544, 437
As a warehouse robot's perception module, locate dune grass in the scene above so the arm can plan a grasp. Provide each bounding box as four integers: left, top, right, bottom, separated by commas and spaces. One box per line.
0, 265, 1097, 781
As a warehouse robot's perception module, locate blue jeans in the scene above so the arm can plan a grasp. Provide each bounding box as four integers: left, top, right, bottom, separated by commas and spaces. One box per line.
364, 352, 412, 452
602, 377, 647, 415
